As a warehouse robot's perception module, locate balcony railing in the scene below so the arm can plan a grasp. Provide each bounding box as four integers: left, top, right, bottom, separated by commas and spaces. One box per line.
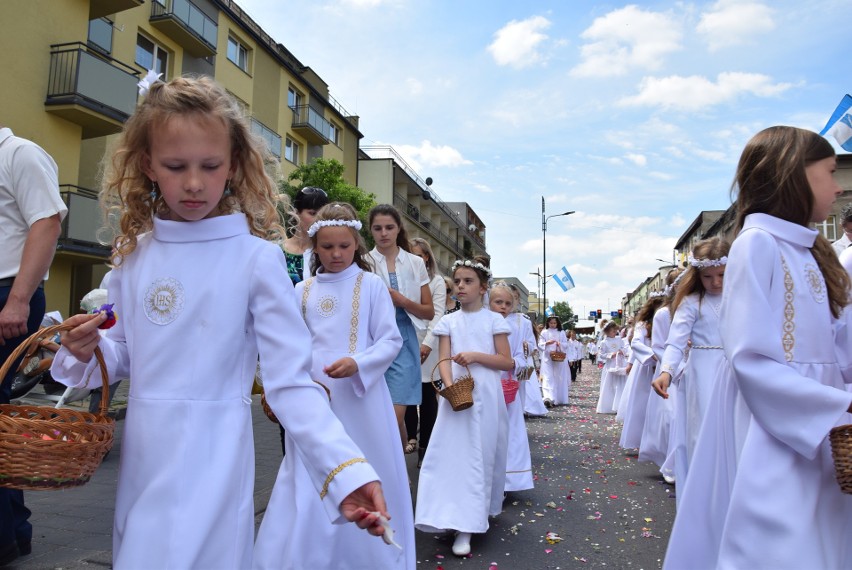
45, 43, 139, 138
363, 146, 465, 223
150, 0, 218, 57
57, 186, 112, 257
393, 192, 463, 259
290, 105, 332, 145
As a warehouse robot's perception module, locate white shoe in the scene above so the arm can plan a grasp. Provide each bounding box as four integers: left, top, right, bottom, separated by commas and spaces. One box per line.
663, 474, 675, 485
452, 532, 471, 556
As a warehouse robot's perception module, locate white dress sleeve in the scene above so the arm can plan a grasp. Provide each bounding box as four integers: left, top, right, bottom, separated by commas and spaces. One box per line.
630, 323, 654, 364
661, 295, 698, 375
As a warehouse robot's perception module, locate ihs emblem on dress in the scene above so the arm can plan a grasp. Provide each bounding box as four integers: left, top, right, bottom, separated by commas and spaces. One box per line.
144, 277, 185, 325
804, 263, 826, 303
316, 295, 339, 318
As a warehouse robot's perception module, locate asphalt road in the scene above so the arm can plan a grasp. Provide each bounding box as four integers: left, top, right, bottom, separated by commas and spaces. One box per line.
411, 362, 676, 570
11, 360, 675, 569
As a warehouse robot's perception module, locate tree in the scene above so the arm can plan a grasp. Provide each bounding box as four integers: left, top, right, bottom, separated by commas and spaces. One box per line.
280, 158, 377, 244
551, 301, 575, 329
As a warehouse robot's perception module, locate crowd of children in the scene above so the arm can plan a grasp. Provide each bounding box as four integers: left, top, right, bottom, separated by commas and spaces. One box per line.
38, 73, 852, 569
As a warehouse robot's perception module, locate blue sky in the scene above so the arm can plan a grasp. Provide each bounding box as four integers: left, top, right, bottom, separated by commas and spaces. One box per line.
237, 0, 850, 316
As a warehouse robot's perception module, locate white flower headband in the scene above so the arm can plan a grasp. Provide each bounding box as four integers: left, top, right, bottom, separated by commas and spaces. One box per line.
451, 259, 492, 278
137, 69, 163, 97
649, 290, 667, 298
687, 254, 728, 268
307, 219, 363, 237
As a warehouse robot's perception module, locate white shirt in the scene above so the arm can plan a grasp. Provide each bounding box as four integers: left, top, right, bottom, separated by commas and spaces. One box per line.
368, 247, 430, 330
840, 246, 852, 277
831, 233, 851, 255
0, 128, 67, 280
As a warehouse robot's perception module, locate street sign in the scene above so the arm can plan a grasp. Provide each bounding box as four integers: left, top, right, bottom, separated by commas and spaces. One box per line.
589, 311, 596, 318
610, 311, 620, 317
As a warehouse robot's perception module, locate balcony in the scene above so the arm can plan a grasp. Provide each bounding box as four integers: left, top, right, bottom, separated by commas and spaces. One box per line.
290, 105, 332, 145
45, 43, 139, 139
393, 193, 463, 259
57, 186, 113, 257
150, 0, 218, 57
89, 0, 143, 20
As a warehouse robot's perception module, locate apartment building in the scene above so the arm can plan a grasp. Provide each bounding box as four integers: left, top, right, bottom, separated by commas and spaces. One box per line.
620, 153, 852, 315
358, 146, 488, 276
0, 0, 362, 316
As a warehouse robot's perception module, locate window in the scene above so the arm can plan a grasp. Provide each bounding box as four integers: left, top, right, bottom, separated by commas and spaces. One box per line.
227, 36, 249, 72
285, 138, 300, 164
815, 215, 837, 241
328, 122, 339, 146
136, 34, 168, 76
250, 119, 282, 159
288, 86, 302, 110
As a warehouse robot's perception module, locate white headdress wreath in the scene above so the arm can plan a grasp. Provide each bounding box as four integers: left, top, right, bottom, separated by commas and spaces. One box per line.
307, 219, 363, 237
451, 259, 492, 278
687, 254, 728, 268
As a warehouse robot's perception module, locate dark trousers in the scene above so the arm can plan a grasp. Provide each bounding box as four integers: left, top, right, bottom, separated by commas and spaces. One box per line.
404, 384, 439, 450
0, 286, 44, 548
569, 360, 580, 382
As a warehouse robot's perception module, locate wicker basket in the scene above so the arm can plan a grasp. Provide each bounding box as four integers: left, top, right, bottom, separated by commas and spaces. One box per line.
430, 358, 474, 412
260, 381, 331, 424
550, 350, 567, 362
829, 423, 852, 494
0, 324, 114, 490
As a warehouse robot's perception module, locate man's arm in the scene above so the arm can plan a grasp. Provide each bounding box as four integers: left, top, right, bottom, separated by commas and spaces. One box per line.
0, 214, 62, 342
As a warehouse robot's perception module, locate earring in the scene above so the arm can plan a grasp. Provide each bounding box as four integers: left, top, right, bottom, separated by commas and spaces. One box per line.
150, 181, 158, 201
223, 179, 232, 197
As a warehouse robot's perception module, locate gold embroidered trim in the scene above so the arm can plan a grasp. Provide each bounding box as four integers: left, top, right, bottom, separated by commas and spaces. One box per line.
301, 277, 314, 319
320, 457, 368, 499
506, 468, 533, 474
349, 273, 364, 354
301, 274, 363, 355
780, 255, 795, 362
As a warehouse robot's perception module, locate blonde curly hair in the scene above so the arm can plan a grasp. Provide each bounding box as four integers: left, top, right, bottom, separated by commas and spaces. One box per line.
102, 75, 287, 265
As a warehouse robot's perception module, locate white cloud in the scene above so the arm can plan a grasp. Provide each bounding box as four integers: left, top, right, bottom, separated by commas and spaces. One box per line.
697, 1, 775, 52
618, 72, 794, 110
406, 78, 423, 95
689, 145, 728, 162
650, 171, 675, 181
487, 16, 552, 69
570, 5, 682, 78
395, 140, 473, 171
473, 183, 495, 193
625, 153, 647, 166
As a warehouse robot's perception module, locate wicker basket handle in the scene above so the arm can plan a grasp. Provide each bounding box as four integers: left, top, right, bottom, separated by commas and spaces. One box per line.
0, 323, 110, 417
430, 357, 473, 393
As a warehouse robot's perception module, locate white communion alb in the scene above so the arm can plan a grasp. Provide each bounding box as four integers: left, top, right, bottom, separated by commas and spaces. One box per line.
415, 307, 511, 534
254, 263, 414, 569
665, 213, 852, 569
51, 215, 379, 570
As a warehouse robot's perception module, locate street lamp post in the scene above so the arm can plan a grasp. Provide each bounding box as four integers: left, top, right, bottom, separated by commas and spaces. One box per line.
529, 269, 553, 321
541, 196, 575, 324
529, 269, 542, 318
